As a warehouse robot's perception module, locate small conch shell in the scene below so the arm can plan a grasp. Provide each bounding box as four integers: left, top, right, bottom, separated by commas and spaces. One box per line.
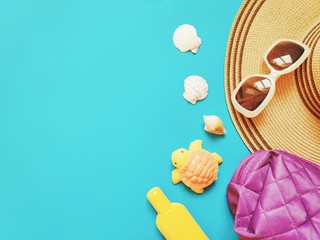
183, 75, 208, 104
173, 24, 202, 53
203, 115, 226, 135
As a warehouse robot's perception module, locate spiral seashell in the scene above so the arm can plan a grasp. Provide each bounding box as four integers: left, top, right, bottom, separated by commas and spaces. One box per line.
173, 24, 202, 53
203, 115, 226, 135
183, 75, 208, 104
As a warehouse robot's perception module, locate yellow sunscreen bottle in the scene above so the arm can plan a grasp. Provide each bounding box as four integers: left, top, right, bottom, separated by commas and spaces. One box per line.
147, 187, 209, 240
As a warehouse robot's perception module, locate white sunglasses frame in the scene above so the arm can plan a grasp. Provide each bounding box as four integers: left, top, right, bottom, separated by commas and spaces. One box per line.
231, 39, 311, 118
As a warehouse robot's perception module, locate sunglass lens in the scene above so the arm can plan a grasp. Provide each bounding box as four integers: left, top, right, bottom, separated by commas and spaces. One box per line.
267, 41, 305, 70
235, 76, 272, 111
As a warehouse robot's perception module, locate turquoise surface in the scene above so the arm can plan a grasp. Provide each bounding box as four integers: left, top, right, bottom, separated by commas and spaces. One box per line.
0, 0, 249, 239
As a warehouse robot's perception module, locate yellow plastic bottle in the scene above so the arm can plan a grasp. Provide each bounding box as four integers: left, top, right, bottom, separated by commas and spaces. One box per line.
147, 187, 209, 240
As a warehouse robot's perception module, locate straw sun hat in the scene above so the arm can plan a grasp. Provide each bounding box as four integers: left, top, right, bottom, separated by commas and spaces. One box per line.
225, 0, 320, 163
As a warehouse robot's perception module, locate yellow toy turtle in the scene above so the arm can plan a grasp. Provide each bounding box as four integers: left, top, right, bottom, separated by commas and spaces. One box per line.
171, 140, 222, 194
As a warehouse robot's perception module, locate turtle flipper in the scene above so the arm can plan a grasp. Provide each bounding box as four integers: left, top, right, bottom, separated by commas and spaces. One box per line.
191, 187, 204, 194
212, 152, 223, 164
189, 140, 203, 151
172, 169, 181, 184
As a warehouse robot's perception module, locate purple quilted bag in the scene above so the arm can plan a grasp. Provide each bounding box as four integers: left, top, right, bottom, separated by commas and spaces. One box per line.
227, 150, 320, 239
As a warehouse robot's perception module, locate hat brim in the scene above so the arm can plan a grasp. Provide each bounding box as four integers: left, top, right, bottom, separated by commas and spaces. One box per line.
225, 0, 320, 163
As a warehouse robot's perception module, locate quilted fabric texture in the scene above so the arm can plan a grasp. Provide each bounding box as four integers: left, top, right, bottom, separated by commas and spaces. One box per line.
227, 150, 320, 240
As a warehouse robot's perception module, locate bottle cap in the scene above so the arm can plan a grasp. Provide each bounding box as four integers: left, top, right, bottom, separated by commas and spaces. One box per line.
147, 187, 171, 214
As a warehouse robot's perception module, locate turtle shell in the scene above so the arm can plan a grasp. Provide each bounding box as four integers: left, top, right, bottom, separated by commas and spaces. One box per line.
179, 149, 219, 189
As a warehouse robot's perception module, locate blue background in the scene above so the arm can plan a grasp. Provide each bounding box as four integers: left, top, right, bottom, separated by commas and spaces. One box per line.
0, 0, 249, 239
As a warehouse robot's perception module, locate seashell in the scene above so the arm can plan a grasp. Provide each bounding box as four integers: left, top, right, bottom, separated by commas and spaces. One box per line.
203, 115, 226, 135
183, 75, 208, 104
173, 24, 202, 53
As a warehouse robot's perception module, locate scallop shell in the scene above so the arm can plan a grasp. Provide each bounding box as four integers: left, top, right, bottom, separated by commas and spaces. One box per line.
173, 24, 202, 53
203, 115, 226, 135
183, 75, 208, 104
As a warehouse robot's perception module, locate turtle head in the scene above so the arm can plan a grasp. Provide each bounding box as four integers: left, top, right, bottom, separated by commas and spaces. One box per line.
171, 148, 189, 170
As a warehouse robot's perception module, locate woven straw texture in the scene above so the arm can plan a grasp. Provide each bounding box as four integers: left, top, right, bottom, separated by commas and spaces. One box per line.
225, 0, 320, 163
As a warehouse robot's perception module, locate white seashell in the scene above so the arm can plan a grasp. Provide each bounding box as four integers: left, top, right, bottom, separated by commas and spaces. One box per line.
203, 115, 226, 135
173, 24, 202, 53
183, 75, 208, 104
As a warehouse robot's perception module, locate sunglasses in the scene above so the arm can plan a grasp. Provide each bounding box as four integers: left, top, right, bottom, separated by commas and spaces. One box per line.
231, 39, 310, 118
